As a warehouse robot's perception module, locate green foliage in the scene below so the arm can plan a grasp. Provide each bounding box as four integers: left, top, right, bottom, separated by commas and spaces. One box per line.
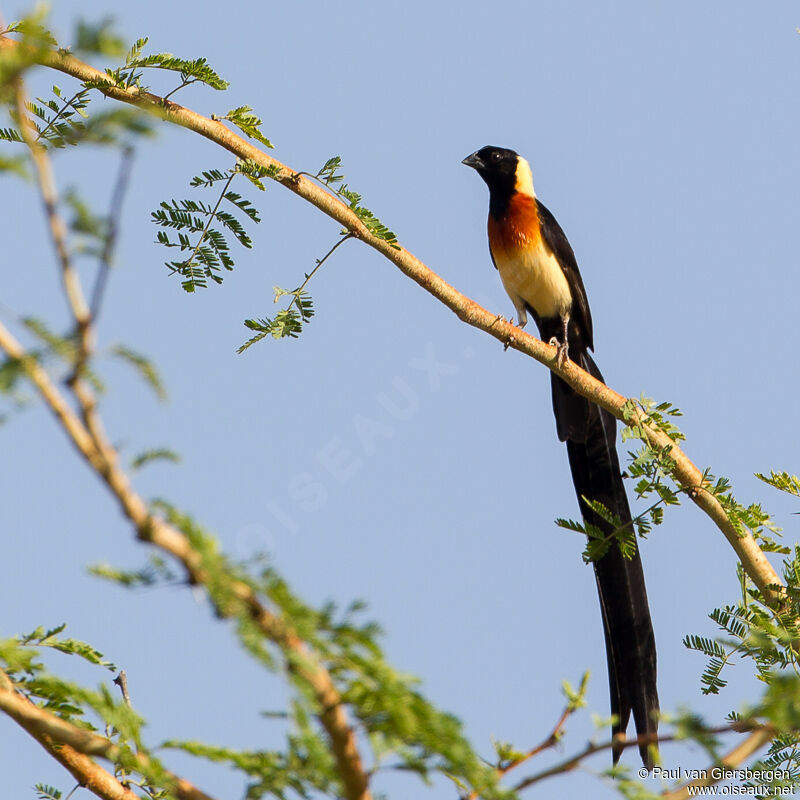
0, 354, 29, 408
130, 447, 180, 470
0, 628, 117, 725
339, 184, 398, 246
492, 739, 526, 766
236, 158, 280, 190
553, 397, 692, 565
489, 675, 588, 779
562, 671, 590, 712
110, 344, 167, 401
685, 544, 800, 698
34, 785, 62, 800
4, 16, 58, 47
757, 470, 800, 498
23, 317, 77, 361
743, 731, 800, 796
23, 85, 92, 149
620, 395, 789, 558
683, 634, 734, 694
64, 187, 107, 254
748, 678, 800, 796
0, 77, 152, 151
0, 125, 24, 143
238, 228, 356, 351
621, 396, 685, 444
0, 14, 58, 104
678, 477, 800, 795
138, 500, 509, 799
74, 17, 127, 56
556, 501, 637, 564
104, 36, 228, 97
70, 107, 155, 147
21, 317, 105, 392
261, 572, 507, 798
89, 555, 177, 588
313, 155, 399, 248
706, 472, 787, 554
0, 152, 28, 177
617, 398, 688, 541
315, 155, 345, 186
238, 289, 314, 351
217, 105, 274, 149
163, 736, 336, 799
1, 628, 181, 794
152, 162, 260, 291
17, 624, 116, 670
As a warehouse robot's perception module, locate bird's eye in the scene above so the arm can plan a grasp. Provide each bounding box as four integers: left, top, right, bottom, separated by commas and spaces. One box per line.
491, 151, 502, 162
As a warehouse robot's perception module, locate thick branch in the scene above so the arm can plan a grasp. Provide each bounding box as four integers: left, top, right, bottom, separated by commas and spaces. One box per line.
0, 668, 214, 800
0, 38, 779, 601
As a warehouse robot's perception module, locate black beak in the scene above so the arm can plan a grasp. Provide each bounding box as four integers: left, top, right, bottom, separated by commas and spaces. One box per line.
461, 151, 484, 171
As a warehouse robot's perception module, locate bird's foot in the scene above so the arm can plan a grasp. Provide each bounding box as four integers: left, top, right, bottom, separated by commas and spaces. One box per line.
504, 334, 515, 352
549, 336, 569, 368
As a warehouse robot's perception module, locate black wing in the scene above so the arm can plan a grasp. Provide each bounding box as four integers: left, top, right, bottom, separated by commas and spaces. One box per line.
536, 200, 594, 352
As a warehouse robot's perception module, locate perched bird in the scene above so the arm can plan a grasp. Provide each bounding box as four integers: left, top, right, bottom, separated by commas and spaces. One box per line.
463, 145, 659, 767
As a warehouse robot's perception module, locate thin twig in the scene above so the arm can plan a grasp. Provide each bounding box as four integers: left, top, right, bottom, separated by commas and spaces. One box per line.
90, 146, 134, 321
14, 79, 93, 375
466, 701, 576, 800
113, 671, 132, 708
305, 233, 354, 289
162, 77, 198, 103
285, 231, 354, 315
63, 784, 83, 800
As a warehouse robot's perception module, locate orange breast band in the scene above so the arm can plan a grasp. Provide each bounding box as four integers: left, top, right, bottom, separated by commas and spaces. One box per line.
488, 194, 543, 260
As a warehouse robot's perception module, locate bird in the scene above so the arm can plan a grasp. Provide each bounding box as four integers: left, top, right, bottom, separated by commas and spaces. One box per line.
462, 145, 659, 768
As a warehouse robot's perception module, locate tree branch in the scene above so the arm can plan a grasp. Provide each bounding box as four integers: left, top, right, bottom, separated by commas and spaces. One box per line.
465, 700, 576, 800
13, 78, 93, 377
0, 667, 216, 800
0, 37, 779, 604
510, 721, 775, 793
91, 145, 134, 321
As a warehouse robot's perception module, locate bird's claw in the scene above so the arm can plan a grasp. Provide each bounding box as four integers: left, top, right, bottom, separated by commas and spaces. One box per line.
549, 336, 569, 368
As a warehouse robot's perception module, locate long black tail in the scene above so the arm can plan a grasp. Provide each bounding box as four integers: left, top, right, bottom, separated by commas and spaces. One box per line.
552, 351, 659, 768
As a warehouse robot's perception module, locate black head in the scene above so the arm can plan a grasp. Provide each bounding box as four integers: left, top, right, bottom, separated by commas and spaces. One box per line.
462, 146, 519, 195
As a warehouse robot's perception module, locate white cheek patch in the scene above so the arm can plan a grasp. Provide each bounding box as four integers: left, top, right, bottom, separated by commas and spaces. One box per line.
514, 157, 536, 198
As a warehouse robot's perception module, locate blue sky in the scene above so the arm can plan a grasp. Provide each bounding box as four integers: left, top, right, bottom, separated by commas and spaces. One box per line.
3, 2, 800, 798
